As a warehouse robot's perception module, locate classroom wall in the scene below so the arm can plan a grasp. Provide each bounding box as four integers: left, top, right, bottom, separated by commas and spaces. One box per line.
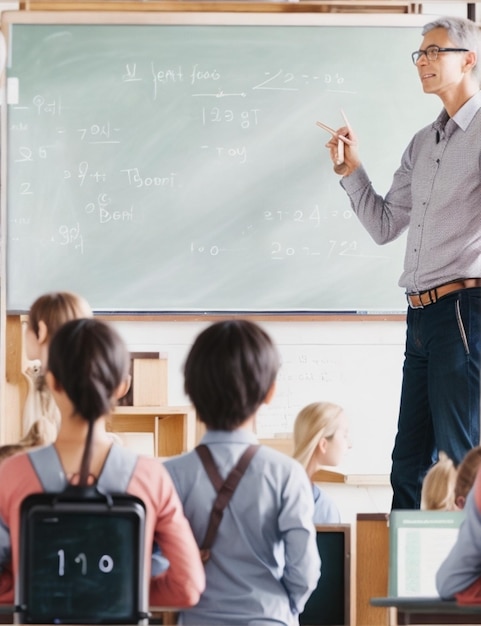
110, 317, 404, 522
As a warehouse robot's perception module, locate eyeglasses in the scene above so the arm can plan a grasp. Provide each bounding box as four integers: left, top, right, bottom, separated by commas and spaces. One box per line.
411, 45, 469, 65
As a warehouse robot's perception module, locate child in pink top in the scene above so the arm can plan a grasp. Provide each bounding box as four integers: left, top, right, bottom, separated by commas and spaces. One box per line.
0, 318, 205, 607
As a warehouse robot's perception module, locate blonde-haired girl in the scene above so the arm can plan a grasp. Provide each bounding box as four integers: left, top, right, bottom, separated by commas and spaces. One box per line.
293, 401, 350, 523
421, 451, 457, 511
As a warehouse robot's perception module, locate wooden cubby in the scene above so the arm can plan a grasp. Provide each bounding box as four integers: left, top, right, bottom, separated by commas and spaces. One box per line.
109, 405, 196, 457
2, 315, 198, 457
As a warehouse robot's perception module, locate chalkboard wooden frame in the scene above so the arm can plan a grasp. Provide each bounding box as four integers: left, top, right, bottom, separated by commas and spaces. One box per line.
1, 11, 437, 315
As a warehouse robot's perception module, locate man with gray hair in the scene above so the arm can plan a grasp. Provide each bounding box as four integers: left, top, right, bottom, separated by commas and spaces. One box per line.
324, 16, 481, 510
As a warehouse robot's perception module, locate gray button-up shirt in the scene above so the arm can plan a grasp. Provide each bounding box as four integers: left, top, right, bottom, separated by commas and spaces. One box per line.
341, 90, 481, 294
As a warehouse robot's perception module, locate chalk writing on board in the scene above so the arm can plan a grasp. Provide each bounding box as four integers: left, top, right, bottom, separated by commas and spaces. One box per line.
57, 549, 115, 576
257, 351, 342, 438
201, 144, 247, 164
33, 94, 62, 116
5, 20, 439, 312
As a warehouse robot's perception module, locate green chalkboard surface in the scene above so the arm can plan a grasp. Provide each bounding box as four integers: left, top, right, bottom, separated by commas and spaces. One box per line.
19, 490, 146, 623
2, 12, 439, 313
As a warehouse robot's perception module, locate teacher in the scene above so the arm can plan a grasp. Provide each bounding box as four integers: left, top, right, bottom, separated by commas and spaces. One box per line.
325, 15, 481, 509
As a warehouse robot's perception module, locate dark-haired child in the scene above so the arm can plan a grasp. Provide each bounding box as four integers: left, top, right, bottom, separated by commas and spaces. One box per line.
0, 318, 205, 606
164, 319, 320, 625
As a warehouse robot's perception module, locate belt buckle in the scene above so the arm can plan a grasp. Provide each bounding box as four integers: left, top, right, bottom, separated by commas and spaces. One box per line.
407, 292, 424, 309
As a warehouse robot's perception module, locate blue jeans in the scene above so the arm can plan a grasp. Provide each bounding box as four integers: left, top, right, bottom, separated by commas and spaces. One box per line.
391, 287, 481, 510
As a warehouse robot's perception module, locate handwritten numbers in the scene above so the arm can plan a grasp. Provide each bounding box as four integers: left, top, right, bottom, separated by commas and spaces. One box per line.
98, 555, 114, 573
14, 146, 52, 163
19, 182, 32, 195
57, 549, 65, 576
252, 70, 296, 91
190, 242, 221, 256
324, 73, 344, 85
271, 241, 295, 260
78, 161, 89, 186
77, 122, 119, 144
57, 549, 114, 577
74, 553, 87, 575
15, 147, 33, 163
328, 240, 358, 258
202, 107, 260, 129
263, 207, 321, 226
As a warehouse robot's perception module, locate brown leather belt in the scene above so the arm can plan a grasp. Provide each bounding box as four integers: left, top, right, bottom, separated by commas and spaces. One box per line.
407, 278, 481, 309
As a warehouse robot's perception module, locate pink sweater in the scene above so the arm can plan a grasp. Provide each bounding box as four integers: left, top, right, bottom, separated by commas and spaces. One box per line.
0, 448, 205, 607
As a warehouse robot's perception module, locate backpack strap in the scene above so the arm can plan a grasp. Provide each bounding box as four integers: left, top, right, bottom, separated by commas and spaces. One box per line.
28, 445, 67, 491
196, 444, 259, 562
96, 445, 138, 493
28, 443, 137, 493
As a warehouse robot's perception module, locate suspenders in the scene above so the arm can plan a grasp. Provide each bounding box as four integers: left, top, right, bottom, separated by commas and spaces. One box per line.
195, 444, 259, 562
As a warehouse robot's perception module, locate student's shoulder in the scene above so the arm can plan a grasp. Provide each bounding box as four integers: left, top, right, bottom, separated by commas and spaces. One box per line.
130, 451, 183, 495
162, 449, 199, 475
0, 449, 32, 474
256, 444, 306, 474
0, 449, 41, 504
313, 484, 341, 524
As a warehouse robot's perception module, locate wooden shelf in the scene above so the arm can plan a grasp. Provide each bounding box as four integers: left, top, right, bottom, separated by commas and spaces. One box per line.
313, 468, 391, 486
109, 405, 196, 457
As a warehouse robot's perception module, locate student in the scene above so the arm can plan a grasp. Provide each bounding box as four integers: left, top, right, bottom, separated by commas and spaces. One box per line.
293, 401, 351, 523
0, 318, 205, 606
22, 291, 93, 441
164, 319, 320, 626
455, 446, 481, 509
420, 451, 457, 511
436, 464, 481, 601
324, 16, 481, 510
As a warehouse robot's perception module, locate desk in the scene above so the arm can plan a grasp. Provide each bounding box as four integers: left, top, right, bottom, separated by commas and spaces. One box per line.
357, 513, 390, 626
0, 605, 176, 625
371, 597, 481, 625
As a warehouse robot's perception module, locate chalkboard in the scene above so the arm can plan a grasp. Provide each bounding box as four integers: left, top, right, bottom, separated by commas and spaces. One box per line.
300, 525, 351, 625
2, 12, 440, 313
19, 492, 146, 623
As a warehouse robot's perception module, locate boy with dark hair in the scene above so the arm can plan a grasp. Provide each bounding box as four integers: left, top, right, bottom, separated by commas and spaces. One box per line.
164, 319, 320, 626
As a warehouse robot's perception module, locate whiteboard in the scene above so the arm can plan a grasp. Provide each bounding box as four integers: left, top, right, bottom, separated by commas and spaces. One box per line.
112, 318, 406, 476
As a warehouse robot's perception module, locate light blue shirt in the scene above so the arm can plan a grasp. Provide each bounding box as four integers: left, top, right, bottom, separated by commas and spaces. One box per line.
436, 489, 479, 599
312, 484, 341, 525
164, 429, 320, 626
